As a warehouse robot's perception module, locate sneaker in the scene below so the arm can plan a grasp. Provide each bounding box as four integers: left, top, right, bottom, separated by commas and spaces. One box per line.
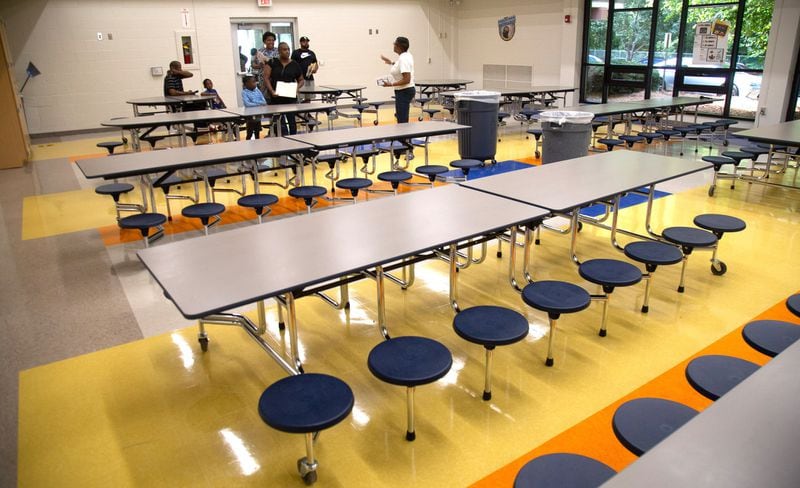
406, 152, 415, 161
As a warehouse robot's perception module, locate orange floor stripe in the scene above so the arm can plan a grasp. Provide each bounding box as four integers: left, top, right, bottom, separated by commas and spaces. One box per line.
69, 152, 108, 163
471, 294, 800, 487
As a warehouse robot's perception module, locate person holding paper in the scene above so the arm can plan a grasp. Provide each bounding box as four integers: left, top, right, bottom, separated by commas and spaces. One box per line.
263, 42, 304, 135
380, 36, 415, 124
292, 36, 318, 102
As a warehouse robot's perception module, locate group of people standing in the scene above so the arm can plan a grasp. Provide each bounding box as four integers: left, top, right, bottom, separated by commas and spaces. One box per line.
164, 31, 416, 141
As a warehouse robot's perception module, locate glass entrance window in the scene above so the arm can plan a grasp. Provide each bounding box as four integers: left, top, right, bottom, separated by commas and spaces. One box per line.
610, 9, 653, 66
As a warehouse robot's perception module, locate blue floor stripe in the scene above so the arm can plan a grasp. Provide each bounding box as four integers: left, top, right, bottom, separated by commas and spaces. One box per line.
580, 189, 670, 217
439, 160, 534, 180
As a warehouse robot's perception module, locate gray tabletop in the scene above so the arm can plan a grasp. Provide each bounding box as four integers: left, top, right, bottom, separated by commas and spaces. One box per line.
559, 102, 647, 117
736, 119, 800, 146
460, 151, 711, 212
602, 339, 800, 488
560, 97, 716, 117
498, 86, 577, 97
285, 121, 468, 150
126, 97, 185, 106
77, 137, 312, 179
621, 96, 718, 111
416, 79, 474, 87
100, 109, 242, 129
137, 184, 547, 319
168, 94, 216, 103
223, 103, 335, 118
319, 85, 367, 92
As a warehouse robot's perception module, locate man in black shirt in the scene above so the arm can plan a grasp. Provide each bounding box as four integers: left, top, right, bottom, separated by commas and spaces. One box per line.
263, 42, 304, 135
163, 61, 196, 96
291, 36, 318, 82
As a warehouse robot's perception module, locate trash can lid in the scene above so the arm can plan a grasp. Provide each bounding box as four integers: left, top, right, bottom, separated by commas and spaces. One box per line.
453, 90, 501, 102
538, 111, 594, 125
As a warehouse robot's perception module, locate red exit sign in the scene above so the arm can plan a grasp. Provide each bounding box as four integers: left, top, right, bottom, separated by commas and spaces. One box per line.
257, 0, 272, 6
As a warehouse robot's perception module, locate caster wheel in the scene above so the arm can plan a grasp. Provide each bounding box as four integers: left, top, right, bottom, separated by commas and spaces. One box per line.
373, 120, 379, 126
418, 116, 423, 121
534, 239, 541, 245
496, 251, 502, 258
677, 285, 685, 293
711, 261, 727, 276
278, 321, 286, 331
302, 471, 317, 485
599, 329, 607, 337
535, 151, 541, 159
344, 301, 351, 310
723, 140, 729, 146
482, 391, 492, 401
199, 337, 209, 352
708, 185, 715, 197
641, 305, 649, 313
577, 222, 583, 232
545, 357, 554, 367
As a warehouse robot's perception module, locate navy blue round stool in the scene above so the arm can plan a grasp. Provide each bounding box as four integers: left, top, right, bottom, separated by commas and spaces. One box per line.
578, 259, 642, 336
95, 183, 137, 222
522, 281, 591, 366
119, 213, 167, 247
335, 177, 373, 202
637, 131, 664, 153
685, 355, 759, 400
97, 141, 124, 155
662, 226, 718, 293
258, 373, 354, 485
527, 128, 543, 158
619, 134, 645, 149
181, 202, 225, 236
702, 155, 736, 196
377, 171, 413, 195
692, 213, 745, 275
423, 108, 441, 120
289, 185, 327, 214
612, 397, 698, 456
742, 320, 800, 357
514, 453, 616, 488
739, 145, 770, 158
237, 193, 279, 224
368, 336, 452, 441
624, 241, 683, 313
654, 129, 681, 155
450, 159, 483, 179
720, 151, 753, 190
597, 138, 624, 151
453, 306, 529, 400
787, 294, 800, 318
415, 165, 449, 186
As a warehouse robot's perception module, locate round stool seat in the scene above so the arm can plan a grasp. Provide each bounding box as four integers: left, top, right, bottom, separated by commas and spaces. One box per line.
258, 373, 354, 434
423, 108, 441, 116
675, 126, 699, 136
638, 132, 664, 143
720, 151, 752, 163
662, 226, 717, 248
579, 259, 642, 289
369, 101, 386, 107
453, 306, 529, 348
520, 109, 541, 119
754, 142, 786, 151
522, 280, 591, 316
317, 152, 342, 165
612, 397, 699, 456
378, 171, 413, 184
497, 112, 511, 120
787, 294, 800, 318
416, 165, 449, 177
693, 214, 746, 234
619, 135, 645, 146
97, 141, 124, 154
289, 185, 327, 199
181, 202, 225, 219
742, 320, 800, 357
655, 129, 681, 140
352, 104, 369, 112
238, 193, 279, 210
368, 336, 452, 387
702, 155, 736, 169
598, 138, 624, 148
95, 183, 134, 198
450, 159, 483, 170
717, 119, 738, 127
685, 355, 760, 400
739, 145, 769, 156
336, 177, 373, 190
624, 241, 683, 267
513, 453, 616, 488
527, 128, 543, 139
119, 212, 166, 230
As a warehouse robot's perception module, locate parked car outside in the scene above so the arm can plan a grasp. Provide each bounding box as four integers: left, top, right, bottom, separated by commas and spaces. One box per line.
654, 57, 761, 98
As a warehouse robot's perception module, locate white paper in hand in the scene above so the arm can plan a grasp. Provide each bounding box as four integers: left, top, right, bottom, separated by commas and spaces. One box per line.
276, 81, 298, 98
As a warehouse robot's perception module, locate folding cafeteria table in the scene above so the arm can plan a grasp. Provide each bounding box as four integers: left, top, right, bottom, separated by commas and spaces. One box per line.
223, 102, 337, 137
736, 119, 800, 191
138, 184, 548, 374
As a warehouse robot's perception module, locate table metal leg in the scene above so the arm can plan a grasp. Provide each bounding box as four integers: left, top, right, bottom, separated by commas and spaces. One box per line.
449, 244, 460, 313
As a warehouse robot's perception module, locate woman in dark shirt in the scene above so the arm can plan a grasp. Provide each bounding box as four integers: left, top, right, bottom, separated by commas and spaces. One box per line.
263, 42, 304, 135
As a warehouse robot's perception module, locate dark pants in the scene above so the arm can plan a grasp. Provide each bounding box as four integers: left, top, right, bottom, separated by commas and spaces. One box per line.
246, 119, 261, 140
270, 96, 298, 135
394, 86, 416, 124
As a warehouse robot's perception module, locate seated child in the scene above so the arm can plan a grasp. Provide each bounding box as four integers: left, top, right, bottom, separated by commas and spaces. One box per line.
241, 75, 267, 139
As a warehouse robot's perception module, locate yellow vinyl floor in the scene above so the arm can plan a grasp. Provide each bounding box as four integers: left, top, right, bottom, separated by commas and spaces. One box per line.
16, 118, 800, 487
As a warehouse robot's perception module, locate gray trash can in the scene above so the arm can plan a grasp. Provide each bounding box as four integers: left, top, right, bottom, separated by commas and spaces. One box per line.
454, 91, 500, 162
538, 111, 594, 164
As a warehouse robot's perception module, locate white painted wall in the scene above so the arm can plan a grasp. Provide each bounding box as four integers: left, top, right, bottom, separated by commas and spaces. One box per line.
755, 0, 800, 126
0, 0, 457, 134
454, 0, 581, 104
